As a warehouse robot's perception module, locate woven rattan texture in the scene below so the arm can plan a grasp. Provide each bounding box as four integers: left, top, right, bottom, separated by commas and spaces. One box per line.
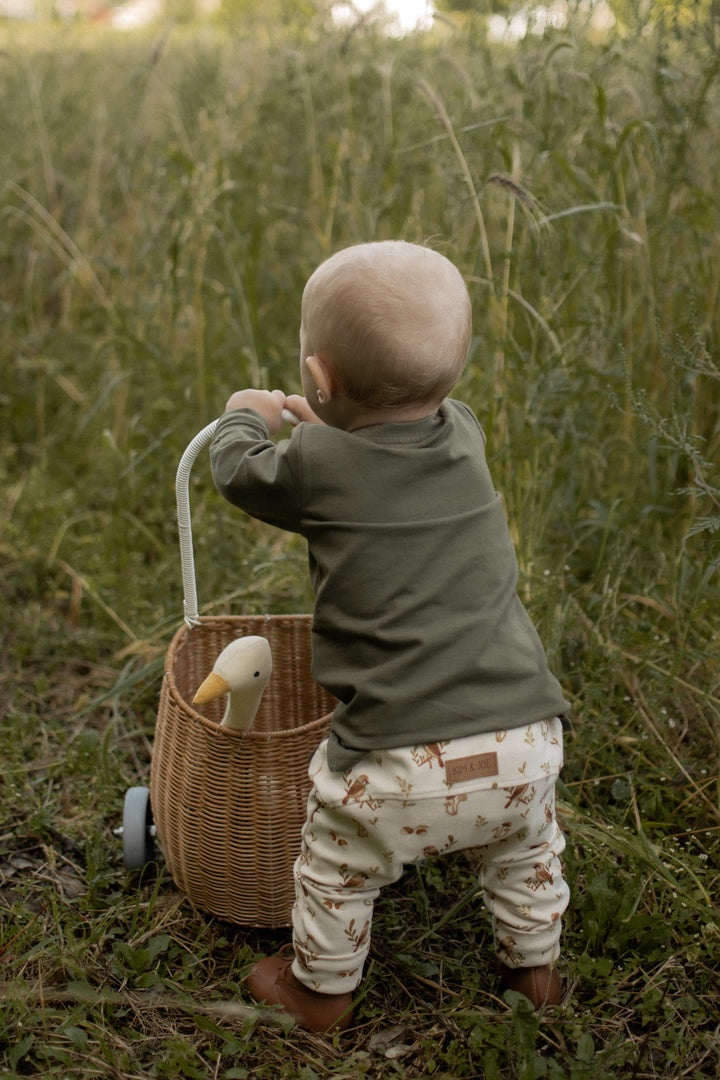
150, 615, 336, 927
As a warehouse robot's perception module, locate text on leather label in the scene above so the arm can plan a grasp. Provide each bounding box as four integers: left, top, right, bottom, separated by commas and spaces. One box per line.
445, 751, 499, 785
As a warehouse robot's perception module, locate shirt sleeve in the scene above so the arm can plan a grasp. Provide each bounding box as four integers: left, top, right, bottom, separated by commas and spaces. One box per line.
209, 409, 303, 532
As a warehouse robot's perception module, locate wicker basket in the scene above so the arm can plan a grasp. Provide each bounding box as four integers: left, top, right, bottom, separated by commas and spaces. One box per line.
151, 614, 334, 927
148, 421, 335, 927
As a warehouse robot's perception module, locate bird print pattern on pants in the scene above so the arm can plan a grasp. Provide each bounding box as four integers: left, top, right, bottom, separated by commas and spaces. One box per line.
290, 717, 569, 994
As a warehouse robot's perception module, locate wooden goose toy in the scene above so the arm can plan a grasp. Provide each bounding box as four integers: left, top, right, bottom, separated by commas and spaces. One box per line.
192, 636, 272, 730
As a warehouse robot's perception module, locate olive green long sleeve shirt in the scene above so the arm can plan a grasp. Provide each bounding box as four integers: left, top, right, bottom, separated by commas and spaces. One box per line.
210, 399, 569, 771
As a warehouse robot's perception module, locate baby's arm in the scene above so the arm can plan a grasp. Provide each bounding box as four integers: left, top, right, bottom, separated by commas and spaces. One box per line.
210, 405, 300, 529
224, 389, 287, 434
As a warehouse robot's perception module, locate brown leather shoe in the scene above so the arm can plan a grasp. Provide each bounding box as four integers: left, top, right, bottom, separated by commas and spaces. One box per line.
247, 956, 354, 1033
498, 962, 562, 1008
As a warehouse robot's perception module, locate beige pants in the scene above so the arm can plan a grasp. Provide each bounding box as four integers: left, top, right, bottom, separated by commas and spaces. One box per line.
291, 717, 569, 994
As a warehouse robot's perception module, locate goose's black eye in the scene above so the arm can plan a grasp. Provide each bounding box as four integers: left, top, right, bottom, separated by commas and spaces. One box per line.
254, 671, 261, 678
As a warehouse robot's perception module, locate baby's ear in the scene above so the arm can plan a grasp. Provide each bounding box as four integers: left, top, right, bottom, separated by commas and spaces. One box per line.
305, 354, 338, 401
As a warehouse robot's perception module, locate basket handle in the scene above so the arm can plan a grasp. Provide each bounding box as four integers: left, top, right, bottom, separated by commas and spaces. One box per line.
176, 419, 220, 627
176, 409, 299, 627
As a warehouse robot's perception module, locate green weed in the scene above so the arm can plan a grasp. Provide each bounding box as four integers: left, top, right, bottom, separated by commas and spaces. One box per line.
1, 7, 719, 1078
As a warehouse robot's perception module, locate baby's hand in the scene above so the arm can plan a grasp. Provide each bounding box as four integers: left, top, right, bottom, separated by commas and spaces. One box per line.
224, 389, 287, 434
283, 394, 325, 426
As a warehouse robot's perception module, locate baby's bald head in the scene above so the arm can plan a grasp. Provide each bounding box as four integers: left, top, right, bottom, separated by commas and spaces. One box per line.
301, 241, 471, 411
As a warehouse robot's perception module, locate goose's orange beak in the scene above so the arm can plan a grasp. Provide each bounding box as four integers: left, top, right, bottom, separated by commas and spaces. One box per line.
193, 671, 230, 706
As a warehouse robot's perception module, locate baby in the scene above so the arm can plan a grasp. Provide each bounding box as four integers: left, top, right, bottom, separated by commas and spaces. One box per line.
209, 241, 571, 1033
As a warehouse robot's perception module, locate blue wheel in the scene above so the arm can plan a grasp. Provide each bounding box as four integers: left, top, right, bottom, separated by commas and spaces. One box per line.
122, 786, 156, 870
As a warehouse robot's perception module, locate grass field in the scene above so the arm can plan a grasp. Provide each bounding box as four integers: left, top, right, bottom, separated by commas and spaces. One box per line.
1, 6, 719, 1077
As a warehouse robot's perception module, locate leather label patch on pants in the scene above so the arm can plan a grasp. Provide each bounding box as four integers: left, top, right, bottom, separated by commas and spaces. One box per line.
445, 751, 499, 785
